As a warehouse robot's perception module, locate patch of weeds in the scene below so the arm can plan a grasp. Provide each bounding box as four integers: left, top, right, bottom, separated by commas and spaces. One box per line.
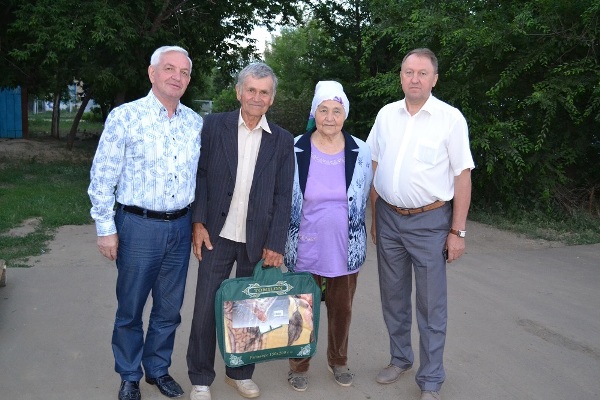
0, 159, 92, 266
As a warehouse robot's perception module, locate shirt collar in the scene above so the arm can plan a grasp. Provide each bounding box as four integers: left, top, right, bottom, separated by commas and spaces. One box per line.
238, 111, 272, 134
146, 90, 181, 117
399, 94, 437, 116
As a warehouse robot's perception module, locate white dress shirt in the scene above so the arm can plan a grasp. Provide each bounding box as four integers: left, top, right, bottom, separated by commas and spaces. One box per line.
367, 95, 475, 208
219, 112, 271, 243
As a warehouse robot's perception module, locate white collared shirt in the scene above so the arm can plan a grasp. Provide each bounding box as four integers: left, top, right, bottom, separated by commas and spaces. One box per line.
219, 112, 271, 242
366, 95, 475, 208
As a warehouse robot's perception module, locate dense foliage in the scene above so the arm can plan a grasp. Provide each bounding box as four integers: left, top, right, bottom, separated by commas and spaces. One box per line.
0, 0, 301, 132
1, 0, 599, 216
265, 0, 600, 216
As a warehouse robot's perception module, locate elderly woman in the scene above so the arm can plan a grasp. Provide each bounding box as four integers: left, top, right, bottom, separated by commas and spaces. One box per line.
284, 81, 372, 391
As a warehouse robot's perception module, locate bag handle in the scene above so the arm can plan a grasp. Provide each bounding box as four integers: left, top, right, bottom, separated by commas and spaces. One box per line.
252, 259, 284, 282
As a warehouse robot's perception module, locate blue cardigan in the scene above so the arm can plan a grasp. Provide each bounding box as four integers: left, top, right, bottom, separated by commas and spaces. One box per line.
284, 129, 373, 273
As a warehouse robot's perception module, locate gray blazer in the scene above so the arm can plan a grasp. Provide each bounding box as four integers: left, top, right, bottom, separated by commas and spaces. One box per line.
191, 109, 295, 261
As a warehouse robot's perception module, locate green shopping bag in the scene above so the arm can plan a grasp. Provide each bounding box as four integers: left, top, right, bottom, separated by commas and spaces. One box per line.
215, 260, 321, 367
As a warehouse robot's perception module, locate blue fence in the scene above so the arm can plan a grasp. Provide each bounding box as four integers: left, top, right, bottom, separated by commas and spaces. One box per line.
0, 87, 23, 138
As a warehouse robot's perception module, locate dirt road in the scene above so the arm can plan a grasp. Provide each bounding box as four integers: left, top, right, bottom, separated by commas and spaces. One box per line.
1, 217, 599, 400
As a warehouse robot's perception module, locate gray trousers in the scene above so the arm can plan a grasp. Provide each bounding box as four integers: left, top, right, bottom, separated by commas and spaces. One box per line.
375, 197, 451, 392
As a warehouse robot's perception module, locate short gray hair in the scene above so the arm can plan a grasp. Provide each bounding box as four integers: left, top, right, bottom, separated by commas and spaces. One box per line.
236, 62, 278, 97
150, 46, 193, 74
402, 48, 438, 74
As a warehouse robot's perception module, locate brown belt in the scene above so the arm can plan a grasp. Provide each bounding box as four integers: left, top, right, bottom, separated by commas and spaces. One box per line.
382, 199, 446, 216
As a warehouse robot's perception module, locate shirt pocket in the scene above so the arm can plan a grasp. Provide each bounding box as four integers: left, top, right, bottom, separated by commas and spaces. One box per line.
414, 139, 441, 166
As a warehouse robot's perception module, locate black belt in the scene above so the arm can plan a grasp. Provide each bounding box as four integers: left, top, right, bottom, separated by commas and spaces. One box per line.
120, 204, 190, 221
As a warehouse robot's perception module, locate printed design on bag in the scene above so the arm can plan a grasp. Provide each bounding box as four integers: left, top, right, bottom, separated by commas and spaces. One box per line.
228, 354, 244, 366
223, 293, 315, 354
296, 344, 312, 357
242, 281, 294, 298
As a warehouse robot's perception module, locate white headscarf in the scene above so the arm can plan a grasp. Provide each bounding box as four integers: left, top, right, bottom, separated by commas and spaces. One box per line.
309, 80, 350, 120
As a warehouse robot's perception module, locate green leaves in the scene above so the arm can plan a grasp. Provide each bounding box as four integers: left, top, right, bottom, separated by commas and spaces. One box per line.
361, 0, 600, 214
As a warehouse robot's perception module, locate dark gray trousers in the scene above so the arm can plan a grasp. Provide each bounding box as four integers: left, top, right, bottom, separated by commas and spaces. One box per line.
187, 238, 258, 386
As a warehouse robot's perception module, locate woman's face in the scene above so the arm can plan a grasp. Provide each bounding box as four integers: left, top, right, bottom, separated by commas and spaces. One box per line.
315, 100, 346, 136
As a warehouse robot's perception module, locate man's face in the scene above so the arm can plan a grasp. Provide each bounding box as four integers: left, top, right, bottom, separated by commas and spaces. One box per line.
400, 54, 438, 105
236, 76, 275, 122
148, 51, 191, 104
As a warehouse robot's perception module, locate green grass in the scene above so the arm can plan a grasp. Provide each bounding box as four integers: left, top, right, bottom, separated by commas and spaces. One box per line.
0, 160, 93, 267
469, 208, 600, 245
0, 110, 100, 267
28, 110, 104, 137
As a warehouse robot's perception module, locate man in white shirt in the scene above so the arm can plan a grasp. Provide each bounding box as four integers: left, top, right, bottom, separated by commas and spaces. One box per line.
88, 46, 202, 400
186, 63, 295, 400
366, 48, 475, 400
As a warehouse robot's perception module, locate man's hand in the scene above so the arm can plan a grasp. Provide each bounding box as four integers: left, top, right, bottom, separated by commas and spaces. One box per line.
446, 168, 471, 264
98, 234, 118, 261
445, 233, 465, 263
369, 161, 379, 244
370, 219, 377, 245
192, 223, 213, 261
262, 248, 284, 268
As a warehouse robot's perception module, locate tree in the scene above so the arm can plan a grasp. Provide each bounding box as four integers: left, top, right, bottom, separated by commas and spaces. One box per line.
265, 0, 374, 136
361, 0, 600, 213
1, 0, 303, 143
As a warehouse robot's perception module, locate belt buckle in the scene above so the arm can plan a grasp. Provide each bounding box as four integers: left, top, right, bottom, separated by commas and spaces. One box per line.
163, 212, 176, 220
399, 207, 410, 215
164, 208, 187, 220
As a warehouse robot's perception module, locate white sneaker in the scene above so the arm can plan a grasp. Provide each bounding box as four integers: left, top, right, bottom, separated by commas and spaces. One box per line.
224, 376, 260, 398
190, 385, 211, 400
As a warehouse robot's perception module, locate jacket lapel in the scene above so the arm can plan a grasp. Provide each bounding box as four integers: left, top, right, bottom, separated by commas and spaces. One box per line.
253, 124, 277, 181
295, 131, 313, 195
221, 110, 239, 180
343, 130, 359, 191
296, 129, 358, 193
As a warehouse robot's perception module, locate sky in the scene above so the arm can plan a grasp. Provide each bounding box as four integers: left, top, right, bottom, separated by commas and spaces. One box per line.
250, 26, 278, 55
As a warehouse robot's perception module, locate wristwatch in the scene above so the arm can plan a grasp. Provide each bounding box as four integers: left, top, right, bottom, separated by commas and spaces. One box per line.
449, 228, 466, 238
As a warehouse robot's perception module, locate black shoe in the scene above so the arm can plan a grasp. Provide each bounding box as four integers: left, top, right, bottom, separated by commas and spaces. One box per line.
118, 380, 141, 400
145, 374, 184, 398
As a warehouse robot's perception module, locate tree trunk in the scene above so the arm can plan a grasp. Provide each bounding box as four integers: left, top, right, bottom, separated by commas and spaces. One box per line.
51, 93, 61, 138
100, 103, 109, 122
113, 91, 126, 107
67, 95, 92, 150
20, 86, 29, 139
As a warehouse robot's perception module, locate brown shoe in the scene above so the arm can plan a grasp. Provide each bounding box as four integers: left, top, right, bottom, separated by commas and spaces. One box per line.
375, 364, 411, 384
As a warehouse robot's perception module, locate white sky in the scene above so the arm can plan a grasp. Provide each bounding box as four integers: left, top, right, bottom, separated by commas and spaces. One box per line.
249, 26, 278, 55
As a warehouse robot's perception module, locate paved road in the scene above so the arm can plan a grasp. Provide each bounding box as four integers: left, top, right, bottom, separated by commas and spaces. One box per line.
1, 213, 599, 400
